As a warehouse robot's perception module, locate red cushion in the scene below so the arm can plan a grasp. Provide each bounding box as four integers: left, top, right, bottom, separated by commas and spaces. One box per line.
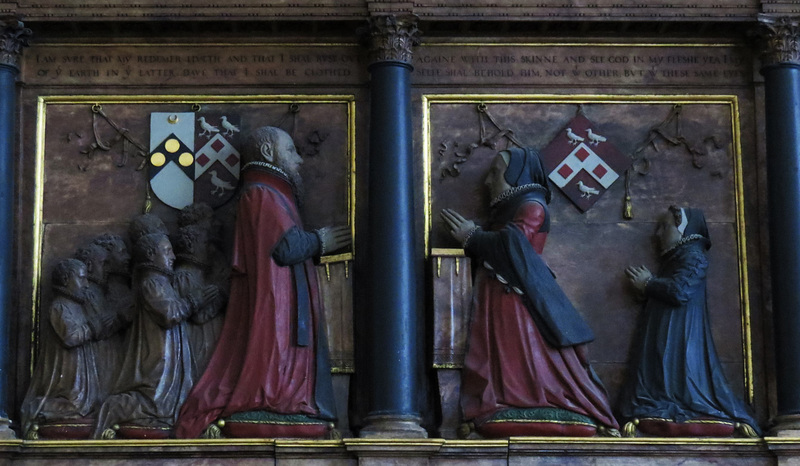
637, 418, 735, 437
477, 421, 596, 438
222, 421, 331, 439
115, 423, 172, 439
36, 417, 94, 439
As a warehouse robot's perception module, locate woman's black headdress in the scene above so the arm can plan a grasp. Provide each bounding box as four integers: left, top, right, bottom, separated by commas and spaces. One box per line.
503, 147, 552, 204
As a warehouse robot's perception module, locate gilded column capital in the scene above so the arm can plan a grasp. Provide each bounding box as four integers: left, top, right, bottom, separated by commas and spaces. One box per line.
756, 14, 800, 67
365, 15, 421, 66
0, 17, 31, 71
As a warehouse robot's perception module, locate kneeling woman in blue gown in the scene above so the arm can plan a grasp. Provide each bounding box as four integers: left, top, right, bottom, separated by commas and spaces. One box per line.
622, 206, 760, 437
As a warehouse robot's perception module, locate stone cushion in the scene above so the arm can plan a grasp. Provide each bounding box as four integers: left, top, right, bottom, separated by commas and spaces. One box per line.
636, 417, 736, 437
475, 407, 597, 438
35, 417, 95, 439
115, 423, 172, 439
221, 411, 333, 438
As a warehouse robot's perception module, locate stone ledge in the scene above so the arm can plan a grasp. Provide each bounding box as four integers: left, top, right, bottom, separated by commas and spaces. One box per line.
0, 438, 787, 463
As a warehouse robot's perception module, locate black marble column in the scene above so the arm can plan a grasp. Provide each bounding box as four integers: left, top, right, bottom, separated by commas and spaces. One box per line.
0, 17, 30, 438
360, 15, 427, 438
758, 15, 800, 434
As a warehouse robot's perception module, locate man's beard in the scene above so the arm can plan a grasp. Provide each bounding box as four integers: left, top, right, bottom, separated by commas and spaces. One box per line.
289, 170, 305, 208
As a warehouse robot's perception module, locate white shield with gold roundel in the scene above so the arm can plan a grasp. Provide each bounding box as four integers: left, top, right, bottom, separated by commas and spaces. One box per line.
149, 112, 196, 209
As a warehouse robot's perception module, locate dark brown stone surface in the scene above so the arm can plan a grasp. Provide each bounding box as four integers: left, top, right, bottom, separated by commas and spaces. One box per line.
39, 100, 352, 229
21, 43, 754, 89
429, 101, 743, 244
415, 44, 753, 87
1, 0, 761, 22
22, 44, 368, 87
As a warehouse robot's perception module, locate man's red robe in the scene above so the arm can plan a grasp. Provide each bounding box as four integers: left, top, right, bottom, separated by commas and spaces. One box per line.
176, 168, 327, 438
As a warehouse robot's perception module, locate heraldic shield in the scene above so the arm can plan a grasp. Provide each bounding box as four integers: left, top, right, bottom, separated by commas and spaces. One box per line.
540, 115, 631, 212
149, 112, 241, 210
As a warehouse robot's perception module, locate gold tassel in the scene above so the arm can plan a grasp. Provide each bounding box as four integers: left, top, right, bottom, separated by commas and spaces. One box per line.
25, 424, 39, 440
457, 422, 473, 439
326, 426, 342, 440
144, 185, 153, 214
735, 422, 758, 438
622, 420, 638, 437
597, 425, 621, 437
623, 195, 633, 220
201, 422, 223, 439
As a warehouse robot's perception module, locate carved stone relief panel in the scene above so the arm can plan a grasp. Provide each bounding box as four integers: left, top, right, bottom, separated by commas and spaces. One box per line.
426, 97, 753, 423
30, 96, 356, 382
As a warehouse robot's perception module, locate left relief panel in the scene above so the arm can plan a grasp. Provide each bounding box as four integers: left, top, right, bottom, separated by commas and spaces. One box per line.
22, 95, 356, 440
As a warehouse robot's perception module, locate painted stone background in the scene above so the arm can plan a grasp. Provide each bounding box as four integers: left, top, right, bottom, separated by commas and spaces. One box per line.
427, 99, 751, 410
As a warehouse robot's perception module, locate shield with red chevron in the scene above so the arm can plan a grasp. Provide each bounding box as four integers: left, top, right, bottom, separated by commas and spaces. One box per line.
540, 115, 631, 212
193, 113, 241, 208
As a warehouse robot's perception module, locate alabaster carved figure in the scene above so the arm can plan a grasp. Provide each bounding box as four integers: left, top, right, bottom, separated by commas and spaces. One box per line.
177, 202, 230, 298
21, 259, 103, 439
91, 233, 134, 370
621, 206, 760, 437
441, 148, 619, 437
176, 126, 350, 439
128, 213, 169, 244
74, 243, 120, 396
173, 224, 226, 378
92, 233, 199, 439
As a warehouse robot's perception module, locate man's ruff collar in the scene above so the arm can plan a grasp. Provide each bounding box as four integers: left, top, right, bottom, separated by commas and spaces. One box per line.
107, 268, 131, 279
661, 234, 705, 256
176, 253, 209, 269
53, 286, 86, 304
490, 183, 548, 208
134, 263, 175, 278
88, 274, 108, 291
242, 161, 290, 182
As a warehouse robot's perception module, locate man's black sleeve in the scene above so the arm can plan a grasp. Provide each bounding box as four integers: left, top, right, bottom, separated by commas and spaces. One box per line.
272, 226, 322, 266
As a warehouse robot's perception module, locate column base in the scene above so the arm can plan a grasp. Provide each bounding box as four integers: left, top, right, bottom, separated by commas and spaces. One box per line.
359, 415, 428, 439
769, 414, 800, 436
0, 418, 16, 439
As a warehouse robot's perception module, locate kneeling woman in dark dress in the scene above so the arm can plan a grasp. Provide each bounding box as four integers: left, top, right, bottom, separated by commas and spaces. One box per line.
622, 206, 760, 437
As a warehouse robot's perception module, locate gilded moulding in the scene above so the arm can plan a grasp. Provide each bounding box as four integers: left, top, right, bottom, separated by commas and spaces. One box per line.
31, 94, 357, 372
507, 437, 765, 448
343, 437, 446, 452
31, 41, 359, 47
419, 41, 740, 47
20, 438, 278, 448
423, 94, 754, 404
